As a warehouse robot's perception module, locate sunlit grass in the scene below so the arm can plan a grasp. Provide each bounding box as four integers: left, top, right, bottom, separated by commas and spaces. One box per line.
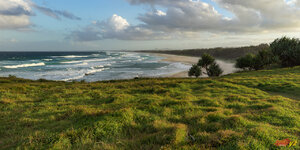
0, 67, 300, 149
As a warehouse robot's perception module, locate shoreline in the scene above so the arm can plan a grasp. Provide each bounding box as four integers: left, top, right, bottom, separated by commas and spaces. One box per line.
145, 53, 200, 78
143, 52, 238, 78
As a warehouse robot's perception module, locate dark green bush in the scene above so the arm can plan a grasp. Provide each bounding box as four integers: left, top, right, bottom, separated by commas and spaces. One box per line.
236, 48, 278, 71
270, 37, 300, 67
235, 54, 256, 71
207, 62, 223, 77
198, 53, 215, 70
191, 54, 223, 77
188, 64, 202, 78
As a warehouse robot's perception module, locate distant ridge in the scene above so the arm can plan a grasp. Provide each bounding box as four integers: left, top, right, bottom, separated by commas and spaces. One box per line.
137, 44, 269, 60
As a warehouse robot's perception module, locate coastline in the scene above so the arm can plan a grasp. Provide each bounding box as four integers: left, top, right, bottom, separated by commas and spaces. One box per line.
145, 53, 200, 78
143, 52, 238, 78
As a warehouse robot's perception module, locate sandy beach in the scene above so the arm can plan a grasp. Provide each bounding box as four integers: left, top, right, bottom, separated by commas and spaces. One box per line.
146, 53, 199, 77
146, 53, 238, 78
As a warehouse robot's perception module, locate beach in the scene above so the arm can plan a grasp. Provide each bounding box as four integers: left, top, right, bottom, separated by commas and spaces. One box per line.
143, 53, 199, 77
151, 53, 199, 77
146, 53, 238, 78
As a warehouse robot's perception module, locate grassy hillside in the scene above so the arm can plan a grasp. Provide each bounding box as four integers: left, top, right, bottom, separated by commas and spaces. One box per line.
0, 67, 299, 149
137, 44, 269, 60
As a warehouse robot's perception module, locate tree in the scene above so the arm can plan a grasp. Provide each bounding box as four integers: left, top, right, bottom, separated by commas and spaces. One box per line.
198, 53, 215, 70
235, 48, 278, 71
195, 54, 223, 77
235, 54, 255, 71
253, 48, 278, 70
207, 62, 223, 77
188, 64, 202, 78
270, 37, 300, 67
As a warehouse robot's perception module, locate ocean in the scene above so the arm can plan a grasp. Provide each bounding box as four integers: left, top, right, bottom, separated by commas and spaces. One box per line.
0, 51, 191, 82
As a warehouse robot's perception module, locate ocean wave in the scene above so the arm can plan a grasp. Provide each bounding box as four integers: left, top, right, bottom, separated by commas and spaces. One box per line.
92, 54, 100, 57
42, 59, 53, 61
60, 58, 111, 65
3, 62, 45, 69
93, 65, 104, 68
62, 74, 85, 81
52, 55, 89, 58
84, 58, 110, 62
85, 68, 108, 75
61, 60, 83, 64
63, 67, 108, 81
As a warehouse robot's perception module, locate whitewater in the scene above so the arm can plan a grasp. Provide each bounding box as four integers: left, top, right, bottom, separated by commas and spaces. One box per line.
0, 51, 191, 82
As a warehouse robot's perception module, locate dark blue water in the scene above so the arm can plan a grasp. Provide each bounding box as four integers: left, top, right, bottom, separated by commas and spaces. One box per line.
0, 51, 190, 81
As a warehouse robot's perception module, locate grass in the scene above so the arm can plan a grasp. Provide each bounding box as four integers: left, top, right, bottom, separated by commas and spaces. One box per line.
0, 66, 299, 149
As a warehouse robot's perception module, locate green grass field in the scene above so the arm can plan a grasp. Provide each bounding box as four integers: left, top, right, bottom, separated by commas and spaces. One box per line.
0, 67, 299, 149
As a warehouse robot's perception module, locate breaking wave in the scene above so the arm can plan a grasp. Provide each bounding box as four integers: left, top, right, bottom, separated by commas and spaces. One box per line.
3, 62, 45, 69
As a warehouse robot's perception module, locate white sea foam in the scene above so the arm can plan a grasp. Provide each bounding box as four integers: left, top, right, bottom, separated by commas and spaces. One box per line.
53, 55, 89, 58
84, 58, 110, 62
62, 74, 85, 81
93, 65, 104, 68
61, 60, 83, 64
3, 62, 45, 69
86, 68, 107, 75
61, 58, 110, 65
62, 67, 108, 81
42, 59, 53, 61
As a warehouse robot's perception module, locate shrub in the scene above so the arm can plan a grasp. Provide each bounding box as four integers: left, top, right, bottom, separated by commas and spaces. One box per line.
198, 53, 215, 70
253, 49, 278, 70
235, 54, 256, 71
188, 64, 202, 78
236, 48, 278, 71
270, 37, 300, 67
191, 54, 223, 77
207, 62, 223, 77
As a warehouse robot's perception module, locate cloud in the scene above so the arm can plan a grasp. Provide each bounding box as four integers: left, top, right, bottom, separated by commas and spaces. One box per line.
215, 0, 300, 30
0, 0, 81, 30
70, 14, 168, 41
126, 0, 300, 33
0, 0, 32, 16
0, 0, 32, 29
34, 5, 81, 20
71, 0, 300, 41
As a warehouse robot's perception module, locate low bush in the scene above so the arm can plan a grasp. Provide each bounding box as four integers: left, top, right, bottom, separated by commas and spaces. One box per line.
188, 64, 202, 78
190, 53, 223, 77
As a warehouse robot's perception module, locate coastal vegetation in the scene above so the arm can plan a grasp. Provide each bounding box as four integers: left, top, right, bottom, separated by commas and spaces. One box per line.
235, 37, 300, 71
188, 65, 201, 78
1, 66, 299, 149
189, 54, 223, 78
137, 44, 269, 60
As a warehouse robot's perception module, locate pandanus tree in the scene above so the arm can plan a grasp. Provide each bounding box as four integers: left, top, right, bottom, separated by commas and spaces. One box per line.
189, 53, 223, 77
188, 64, 202, 78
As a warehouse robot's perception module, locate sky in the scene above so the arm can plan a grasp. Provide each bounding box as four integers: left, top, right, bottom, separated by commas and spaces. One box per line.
0, 0, 300, 51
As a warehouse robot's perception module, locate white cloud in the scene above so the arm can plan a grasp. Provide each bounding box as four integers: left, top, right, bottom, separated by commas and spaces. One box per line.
70, 0, 300, 42
70, 14, 169, 41
108, 14, 130, 31
0, 0, 33, 29
127, 0, 300, 32
0, 0, 81, 30
0, 0, 32, 15
155, 10, 166, 16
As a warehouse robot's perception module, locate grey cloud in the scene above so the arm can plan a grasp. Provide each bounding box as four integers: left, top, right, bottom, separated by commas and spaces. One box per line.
34, 5, 81, 20
126, 0, 300, 32
215, 0, 300, 29
0, 0, 81, 30
0, 0, 33, 29
0, 6, 33, 16
70, 14, 168, 41
70, 0, 300, 41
